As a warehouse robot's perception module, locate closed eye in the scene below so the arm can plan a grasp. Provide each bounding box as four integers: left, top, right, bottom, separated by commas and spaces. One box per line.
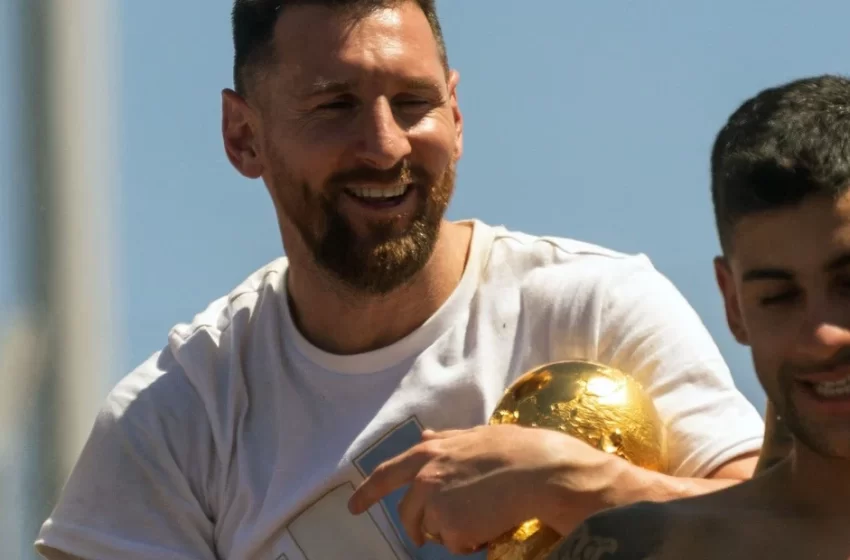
316, 95, 358, 111
760, 290, 800, 306
318, 101, 354, 111
395, 98, 429, 106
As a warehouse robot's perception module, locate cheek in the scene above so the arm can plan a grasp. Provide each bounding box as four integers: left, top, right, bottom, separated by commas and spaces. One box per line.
744, 314, 796, 394
267, 132, 342, 189
408, 114, 458, 167
750, 343, 780, 381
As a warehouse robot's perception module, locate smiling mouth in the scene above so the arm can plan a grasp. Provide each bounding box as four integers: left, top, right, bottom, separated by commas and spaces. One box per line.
798, 374, 850, 399
344, 184, 413, 208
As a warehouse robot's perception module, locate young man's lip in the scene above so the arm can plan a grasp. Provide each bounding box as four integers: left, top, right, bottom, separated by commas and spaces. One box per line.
792, 380, 850, 414
794, 366, 850, 384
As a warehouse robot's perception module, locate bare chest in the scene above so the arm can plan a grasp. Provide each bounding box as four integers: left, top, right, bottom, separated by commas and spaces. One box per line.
662, 518, 850, 560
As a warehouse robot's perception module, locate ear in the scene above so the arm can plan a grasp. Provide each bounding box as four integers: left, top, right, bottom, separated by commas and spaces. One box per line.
447, 69, 463, 160
714, 256, 749, 345
222, 89, 265, 179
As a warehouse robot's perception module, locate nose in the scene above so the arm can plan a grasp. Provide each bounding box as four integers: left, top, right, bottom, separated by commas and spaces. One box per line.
354, 98, 411, 170
797, 301, 850, 361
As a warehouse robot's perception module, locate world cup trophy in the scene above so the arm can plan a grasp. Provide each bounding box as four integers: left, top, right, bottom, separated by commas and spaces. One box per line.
486, 360, 668, 560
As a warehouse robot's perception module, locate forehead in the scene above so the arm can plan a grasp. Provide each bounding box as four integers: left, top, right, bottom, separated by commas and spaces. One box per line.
729, 192, 850, 271
271, 2, 444, 89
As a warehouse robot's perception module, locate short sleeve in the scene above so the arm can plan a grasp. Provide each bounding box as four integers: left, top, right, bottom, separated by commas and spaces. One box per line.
596, 256, 764, 478
34, 350, 219, 560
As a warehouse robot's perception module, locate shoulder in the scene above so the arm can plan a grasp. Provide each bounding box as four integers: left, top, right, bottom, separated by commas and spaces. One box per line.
484, 221, 647, 271
549, 501, 674, 560
479, 221, 668, 299
108, 257, 289, 438
161, 257, 288, 383
167, 257, 288, 349
102, 346, 208, 446
478, 221, 703, 336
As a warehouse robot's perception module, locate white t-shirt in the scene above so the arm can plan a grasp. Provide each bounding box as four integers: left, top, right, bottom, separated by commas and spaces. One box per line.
35, 220, 764, 560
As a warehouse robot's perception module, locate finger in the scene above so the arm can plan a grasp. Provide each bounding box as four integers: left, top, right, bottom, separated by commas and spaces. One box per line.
348, 446, 431, 514
465, 542, 487, 554
396, 482, 428, 547
448, 541, 487, 556
421, 428, 465, 440
441, 531, 486, 556
420, 505, 444, 547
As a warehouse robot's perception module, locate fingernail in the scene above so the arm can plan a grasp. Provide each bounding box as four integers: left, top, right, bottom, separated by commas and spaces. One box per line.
348, 496, 360, 514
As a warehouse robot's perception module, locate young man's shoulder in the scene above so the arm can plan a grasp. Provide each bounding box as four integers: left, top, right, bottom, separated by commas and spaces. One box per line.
547, 501, 674, 560
549, 480, 766, 560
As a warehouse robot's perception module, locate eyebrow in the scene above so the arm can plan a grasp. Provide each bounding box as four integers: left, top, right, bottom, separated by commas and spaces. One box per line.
299, 76, 444, 98
742, 251, 850, 282
302, 78, 353, 98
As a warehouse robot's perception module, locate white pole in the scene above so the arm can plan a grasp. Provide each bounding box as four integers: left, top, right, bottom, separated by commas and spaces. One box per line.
10, 1, 119, 555
46, 0, 121, 479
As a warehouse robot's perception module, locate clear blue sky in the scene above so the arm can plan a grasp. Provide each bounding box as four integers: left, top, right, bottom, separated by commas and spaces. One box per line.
5, 0, 850, 417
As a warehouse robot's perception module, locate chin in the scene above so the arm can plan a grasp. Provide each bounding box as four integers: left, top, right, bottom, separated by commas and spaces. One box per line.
796, 426, 850, 460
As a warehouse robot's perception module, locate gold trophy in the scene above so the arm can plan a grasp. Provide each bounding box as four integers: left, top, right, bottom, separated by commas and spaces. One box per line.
486, 360, 668, 560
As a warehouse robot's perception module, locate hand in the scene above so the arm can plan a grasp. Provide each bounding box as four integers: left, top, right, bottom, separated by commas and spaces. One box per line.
347, 424, 625, 554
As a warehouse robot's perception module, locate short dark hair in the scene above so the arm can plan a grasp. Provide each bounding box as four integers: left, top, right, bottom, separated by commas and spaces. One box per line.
711, 74, 850, 254
231, 0, 449, 97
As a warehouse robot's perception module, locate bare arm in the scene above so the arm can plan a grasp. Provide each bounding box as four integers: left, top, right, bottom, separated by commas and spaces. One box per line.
599, 452, 759, 514
540, 446, 758, 537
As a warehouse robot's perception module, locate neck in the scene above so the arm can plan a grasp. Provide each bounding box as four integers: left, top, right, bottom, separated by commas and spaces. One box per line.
788, 441, 850, 517
285, 220, 473, 355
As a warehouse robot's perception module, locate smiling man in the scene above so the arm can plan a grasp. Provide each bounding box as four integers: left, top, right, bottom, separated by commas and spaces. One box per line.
550, 74, 850, 560
34, 2, 764, 559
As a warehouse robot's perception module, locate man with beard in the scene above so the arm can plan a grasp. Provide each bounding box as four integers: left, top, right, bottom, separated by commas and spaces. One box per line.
35, 1, 765, 559
548, 74, 850, 560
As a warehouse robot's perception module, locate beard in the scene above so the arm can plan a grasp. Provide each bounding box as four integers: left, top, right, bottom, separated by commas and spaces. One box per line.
272, 158, 455, 294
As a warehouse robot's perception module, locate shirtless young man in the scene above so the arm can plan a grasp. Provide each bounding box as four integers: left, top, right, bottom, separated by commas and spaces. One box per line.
548, 74, 850, 560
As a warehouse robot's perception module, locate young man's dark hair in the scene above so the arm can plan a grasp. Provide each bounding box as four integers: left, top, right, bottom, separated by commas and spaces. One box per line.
711, 74, 850, 254
231, 0, 449, 96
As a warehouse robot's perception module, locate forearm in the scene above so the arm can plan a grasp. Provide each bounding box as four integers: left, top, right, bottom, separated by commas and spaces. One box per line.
541, 453, 751, 536
613, 463, 742, 505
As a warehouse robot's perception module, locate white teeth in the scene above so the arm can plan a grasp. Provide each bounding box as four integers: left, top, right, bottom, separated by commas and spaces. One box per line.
813, 375, 850, 398
347, 184, 409, 199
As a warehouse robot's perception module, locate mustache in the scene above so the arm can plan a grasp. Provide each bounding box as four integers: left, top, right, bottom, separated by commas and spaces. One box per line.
784, 346, 850, 376
327, 161, 430, 189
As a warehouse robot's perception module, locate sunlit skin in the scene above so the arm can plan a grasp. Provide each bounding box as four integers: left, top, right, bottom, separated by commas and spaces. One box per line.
716, 191, 850, 518
221, 2, 469, 355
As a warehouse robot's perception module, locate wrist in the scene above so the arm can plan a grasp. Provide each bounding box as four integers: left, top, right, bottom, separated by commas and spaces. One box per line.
607, 458, 696, 505
536, 443, 644, 532
603, 456, 658, 506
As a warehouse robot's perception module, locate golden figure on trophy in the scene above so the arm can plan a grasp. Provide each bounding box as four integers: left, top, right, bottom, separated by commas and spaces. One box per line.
486, 360, 669, 560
